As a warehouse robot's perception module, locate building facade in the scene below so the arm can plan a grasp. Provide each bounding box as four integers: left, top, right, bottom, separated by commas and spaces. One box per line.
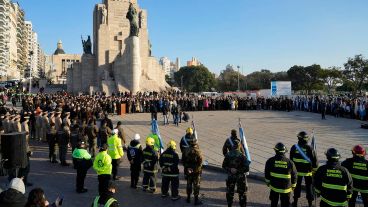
187, 57, 201, 67
0, 0, 10, 78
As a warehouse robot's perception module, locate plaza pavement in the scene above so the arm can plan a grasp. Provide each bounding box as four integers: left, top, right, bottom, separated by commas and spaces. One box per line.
114, 110, 368, 178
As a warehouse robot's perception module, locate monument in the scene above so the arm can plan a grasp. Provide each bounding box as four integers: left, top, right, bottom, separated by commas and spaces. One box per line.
67, 0, 169, 94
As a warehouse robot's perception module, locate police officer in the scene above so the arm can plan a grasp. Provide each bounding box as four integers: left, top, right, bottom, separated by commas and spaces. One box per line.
342, 145, 368, 206
93, 144, 112, 195
107, 129, 124, 180
290, 131, 318, 207
222, 139, 249, 207
222, 129, 245, 156
182, 136, 203, 205
180, 127, 194, 161
160, 140, 181, 201
142, 137, 158, 193
72, 141, 92, 193
265, 143, 297, 207
92, 181, 119, 207
314, 148, 353, 207
127, 134, 143, 189
86, 119, 98, 158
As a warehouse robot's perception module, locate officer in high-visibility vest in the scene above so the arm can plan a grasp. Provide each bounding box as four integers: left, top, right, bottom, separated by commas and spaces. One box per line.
265, 143, 297, 207
93, 144, 112, 194
314, 148, 353, 207
107, 129, 124, 180
159, 140, 181, 201
142, 137, 158, 193
72, 141, 92, 193
342, 145, 368, 206
289, 131, 318, 207
92, 181, 119, 207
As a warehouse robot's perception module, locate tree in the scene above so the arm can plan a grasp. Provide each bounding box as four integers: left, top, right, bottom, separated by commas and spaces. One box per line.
342, 54, 368, 96
318, 67, 342, 94
165, 75, 175, 87
287, 64, 323, 94
272, 71, 290, 81
217, 65, 245, 91
174, 65, 216, 92
246, 69, 273, 90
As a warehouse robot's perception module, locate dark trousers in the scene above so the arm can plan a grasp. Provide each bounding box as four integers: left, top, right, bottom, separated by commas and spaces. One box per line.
142, 172, 156, 190
294, 175, 314, 201
98, 174, 111, 194
130, 167, 140, 187
76, 168, 87, 191
349, 191, 368, 207
59, 145, 67, 164
111, 159, 120, 179
226, 174, 247, 207
18, 156, 30, 184
270, 190, 291, 207
48, 141, 57, 161
187, 174, 201, 196
161, 176, 179, 197
88, 138, 97, 157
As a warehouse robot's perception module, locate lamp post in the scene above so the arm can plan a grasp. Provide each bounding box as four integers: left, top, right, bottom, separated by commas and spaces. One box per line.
28, 51, 33, 94
237, 66, 240, 91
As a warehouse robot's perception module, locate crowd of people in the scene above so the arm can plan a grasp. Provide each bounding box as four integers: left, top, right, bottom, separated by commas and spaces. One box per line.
0, 89, 366, 206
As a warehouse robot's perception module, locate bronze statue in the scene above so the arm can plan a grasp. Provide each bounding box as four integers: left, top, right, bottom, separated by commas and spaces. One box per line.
81, 35, 92, 54
126, 3, 139, 37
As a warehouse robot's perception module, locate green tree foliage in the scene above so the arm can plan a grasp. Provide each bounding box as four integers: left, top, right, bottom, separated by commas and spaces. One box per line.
217, 65, 245, 91
246, 69, 274, 90
318, 67, 342, 94
174, 65, 216, 92
342, 54, 368, 96
287, 64, 323, 93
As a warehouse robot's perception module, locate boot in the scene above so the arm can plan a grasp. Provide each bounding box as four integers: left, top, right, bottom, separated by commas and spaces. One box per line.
227, 202, 232, 207
186, 194, 191, 203
308, 200, 313, 207
292, 199, 298, 207
194, 196, 203, 206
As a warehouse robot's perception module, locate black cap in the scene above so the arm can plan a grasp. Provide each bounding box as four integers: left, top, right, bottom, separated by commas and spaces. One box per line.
274, 142, 287, 154
325, 148, 340, 161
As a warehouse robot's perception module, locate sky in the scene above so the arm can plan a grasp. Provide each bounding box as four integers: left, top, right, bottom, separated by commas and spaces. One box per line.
16, 0, 368, 74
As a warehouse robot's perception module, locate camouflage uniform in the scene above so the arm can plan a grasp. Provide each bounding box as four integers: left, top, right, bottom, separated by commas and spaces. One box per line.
182, 144, 203, 204
222, 148, 249, 207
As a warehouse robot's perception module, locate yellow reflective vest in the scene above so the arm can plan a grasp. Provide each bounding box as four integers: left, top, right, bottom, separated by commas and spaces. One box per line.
107, 134, 124, 159
93, 151, 112, 175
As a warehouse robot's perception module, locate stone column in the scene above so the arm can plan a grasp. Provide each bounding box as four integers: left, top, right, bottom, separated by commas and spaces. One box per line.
129, 36, 141, 93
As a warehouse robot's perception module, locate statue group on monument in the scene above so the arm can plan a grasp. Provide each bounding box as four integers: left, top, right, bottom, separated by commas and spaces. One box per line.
81, 35, 92, 55
126, 3, 139, 37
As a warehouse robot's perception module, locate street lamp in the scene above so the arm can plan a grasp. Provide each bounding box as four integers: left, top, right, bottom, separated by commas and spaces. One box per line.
29, 51, 34, 94
237, 66, 240, 91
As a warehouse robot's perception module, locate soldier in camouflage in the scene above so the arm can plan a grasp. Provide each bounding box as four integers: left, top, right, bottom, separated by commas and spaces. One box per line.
222, 139, 249, 207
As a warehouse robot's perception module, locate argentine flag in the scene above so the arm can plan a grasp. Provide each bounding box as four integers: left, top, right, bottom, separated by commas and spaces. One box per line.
239, 119, 251, 163
151, 120, 164, 150
192, 120, 198, 140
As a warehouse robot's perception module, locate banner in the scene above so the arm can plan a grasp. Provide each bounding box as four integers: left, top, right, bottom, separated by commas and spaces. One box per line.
239, 119, 251, 163
151, 120, 164, 150
192, 120, 198, 140
271, 81, 292, 96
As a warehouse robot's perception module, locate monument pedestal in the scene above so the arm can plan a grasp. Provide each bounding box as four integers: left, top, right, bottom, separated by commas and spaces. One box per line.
129, 36, 141, 94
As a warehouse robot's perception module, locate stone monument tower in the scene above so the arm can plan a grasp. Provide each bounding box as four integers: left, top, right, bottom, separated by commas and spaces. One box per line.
67, 0, 169, 94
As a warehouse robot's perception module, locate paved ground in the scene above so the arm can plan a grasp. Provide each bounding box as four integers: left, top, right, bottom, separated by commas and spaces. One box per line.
116, 110, 368, 177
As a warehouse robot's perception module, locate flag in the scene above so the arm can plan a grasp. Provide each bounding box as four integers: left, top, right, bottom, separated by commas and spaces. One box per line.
239, 119, 251, 163
151, 120, 164, 150
192, 120, 198, 140
311, 129, 316, 153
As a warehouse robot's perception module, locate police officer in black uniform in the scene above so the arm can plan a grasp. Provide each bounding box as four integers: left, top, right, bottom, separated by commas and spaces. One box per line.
290, 131, 318, 207
265, 143, 297, 207
222, 139, 249, 207
160, 140, 180, 201
342, 145, 368, 206
314, 148, 353, 207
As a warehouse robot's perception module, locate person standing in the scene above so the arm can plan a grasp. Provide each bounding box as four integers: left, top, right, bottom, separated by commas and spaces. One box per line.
222, 139, 249, 207
127, 134, 143, 189
34, 111, 42, 141
321, 100, 327, 120
57, 123, 70, 166
73, 141, 92, 193
290, 131, 318, 207
341, 145, 368, 206
40, 112, 48, 142
142, 137, 158, 193
115, 121, 126, 149
265, 143, 297, 207
222, 129, 245, 156
160, 140, 181, 201
19, 116, 32, 187
314, 148, 353, 207
107, 129, 124, 180
47, 123, 58, 163
86, 119, 99, 158
54, 111, 62, 132
180, 128, 193, 162
93, 144, 112, 195
182, 136, 203, 205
